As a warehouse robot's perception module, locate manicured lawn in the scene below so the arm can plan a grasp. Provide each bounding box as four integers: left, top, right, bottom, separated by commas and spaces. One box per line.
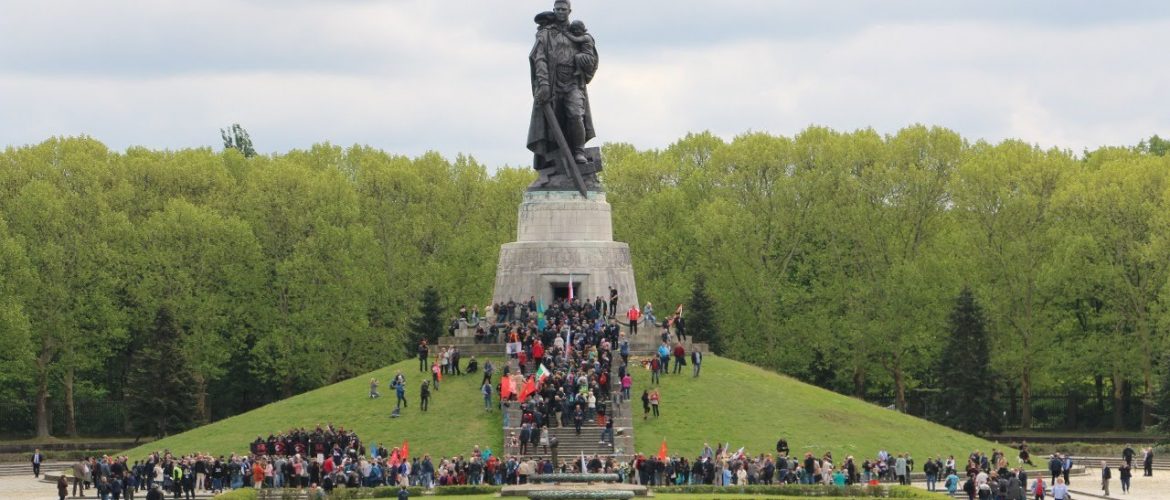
628, 354, 1001, 462
121, 357, 504, 460
120, 352, 1000, 469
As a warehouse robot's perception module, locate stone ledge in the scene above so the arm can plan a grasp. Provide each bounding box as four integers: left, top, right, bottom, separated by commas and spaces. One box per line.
502, 483, 647, 497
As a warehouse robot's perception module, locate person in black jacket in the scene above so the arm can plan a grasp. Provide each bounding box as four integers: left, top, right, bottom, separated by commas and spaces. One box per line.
1048, 455, 1062, 484
31, 448, 44, 478
417, 341, 429, 372
1101, 461, 1112, 497
923, 458, 940, 491
419, 381, 430, 411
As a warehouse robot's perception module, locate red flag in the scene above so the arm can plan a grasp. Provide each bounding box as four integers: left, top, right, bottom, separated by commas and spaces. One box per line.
657, 438, 668, 461
501, 375, 515, 399
518, 376, 537, 402
401, 440, 409, 460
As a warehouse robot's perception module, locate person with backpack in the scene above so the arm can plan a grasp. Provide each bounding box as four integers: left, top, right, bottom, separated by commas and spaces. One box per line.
945, 470, 960, 496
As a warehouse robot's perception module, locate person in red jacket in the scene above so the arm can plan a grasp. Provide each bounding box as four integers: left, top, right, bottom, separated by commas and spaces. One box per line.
672, 343, 686, 374
627, 305, 640, 336
532, 340, 544, 367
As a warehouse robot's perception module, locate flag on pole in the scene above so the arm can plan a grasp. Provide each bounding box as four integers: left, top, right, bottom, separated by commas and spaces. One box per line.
568, 274, 574, 301
536, 363, 551, 382
658, 438, 668, 461
500, 375, 514, 399
732, 446, 745, 460
401, 440, 410, 460
580, 450, 587, 471
518, 375, 537, 402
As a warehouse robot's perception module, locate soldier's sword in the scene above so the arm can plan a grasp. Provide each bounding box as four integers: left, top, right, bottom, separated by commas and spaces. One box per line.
541, 103, 589, 198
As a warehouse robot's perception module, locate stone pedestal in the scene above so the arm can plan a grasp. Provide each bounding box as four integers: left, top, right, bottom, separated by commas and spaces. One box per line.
493, 190, 638, 310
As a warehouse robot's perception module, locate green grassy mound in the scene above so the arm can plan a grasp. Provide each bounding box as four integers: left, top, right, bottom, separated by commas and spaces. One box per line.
122, 353, 998, 465
628, 354, 1000, 462
121, 357, 504, 459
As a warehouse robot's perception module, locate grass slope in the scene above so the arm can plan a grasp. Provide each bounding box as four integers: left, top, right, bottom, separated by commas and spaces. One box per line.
629, 354, 1000, 461
121, 353, 998, 465
122, 357, 504, 459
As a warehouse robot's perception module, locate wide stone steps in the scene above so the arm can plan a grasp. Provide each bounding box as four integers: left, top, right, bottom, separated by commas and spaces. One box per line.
0, 461, 71, 477
505, 428, 633, 462
503, 356, 635, 462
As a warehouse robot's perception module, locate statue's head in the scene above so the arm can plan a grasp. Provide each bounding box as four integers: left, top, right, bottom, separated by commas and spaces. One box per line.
553, 0, 571, 23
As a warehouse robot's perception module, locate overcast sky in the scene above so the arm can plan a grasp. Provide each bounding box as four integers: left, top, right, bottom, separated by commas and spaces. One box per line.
2, 0, 1168, 168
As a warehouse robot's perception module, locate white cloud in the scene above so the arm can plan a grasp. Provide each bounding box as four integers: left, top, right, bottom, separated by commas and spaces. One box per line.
1, 1, 1168, 167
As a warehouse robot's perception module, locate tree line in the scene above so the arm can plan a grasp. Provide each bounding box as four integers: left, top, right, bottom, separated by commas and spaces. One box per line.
0, 127, 1167, 438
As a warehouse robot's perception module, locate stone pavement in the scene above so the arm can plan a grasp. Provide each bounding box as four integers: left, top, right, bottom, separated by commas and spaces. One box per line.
911, 467, 1169, 500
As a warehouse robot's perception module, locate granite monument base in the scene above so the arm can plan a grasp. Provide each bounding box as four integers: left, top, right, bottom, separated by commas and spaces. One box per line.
492, 190, 639, 310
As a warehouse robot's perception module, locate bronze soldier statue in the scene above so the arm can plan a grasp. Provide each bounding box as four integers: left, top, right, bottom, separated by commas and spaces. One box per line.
527, 0, 601, 192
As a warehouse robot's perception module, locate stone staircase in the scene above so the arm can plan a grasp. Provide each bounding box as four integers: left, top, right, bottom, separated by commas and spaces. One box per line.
0, 461, 71, 477
502, 358, 636, 464
438, 317, 704, 463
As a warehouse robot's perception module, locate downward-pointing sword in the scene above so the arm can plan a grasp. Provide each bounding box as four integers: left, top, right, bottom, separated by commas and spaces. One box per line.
541, 102, 589, 198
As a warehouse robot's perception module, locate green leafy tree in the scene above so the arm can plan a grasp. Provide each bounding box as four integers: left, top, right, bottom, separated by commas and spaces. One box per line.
1155, 354, 1170, 435
407, 286, 445, 350
125, 307, 195, 438
952, 140, 1072, 428
129, 199, 264, 422
1137, 135, 1169, 156
0, 218, 34, 412
221, 123, 257, 158
935, 287, 1002, 434
2, 138, 127, 437
686, 273, 720, 353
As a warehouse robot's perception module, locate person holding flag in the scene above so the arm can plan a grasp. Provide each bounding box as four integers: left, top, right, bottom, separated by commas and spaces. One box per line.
518, 375, 538, 402
536, 363, 551, 383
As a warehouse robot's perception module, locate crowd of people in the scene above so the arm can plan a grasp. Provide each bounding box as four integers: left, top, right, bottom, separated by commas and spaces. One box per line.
495, 295, 626, 446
